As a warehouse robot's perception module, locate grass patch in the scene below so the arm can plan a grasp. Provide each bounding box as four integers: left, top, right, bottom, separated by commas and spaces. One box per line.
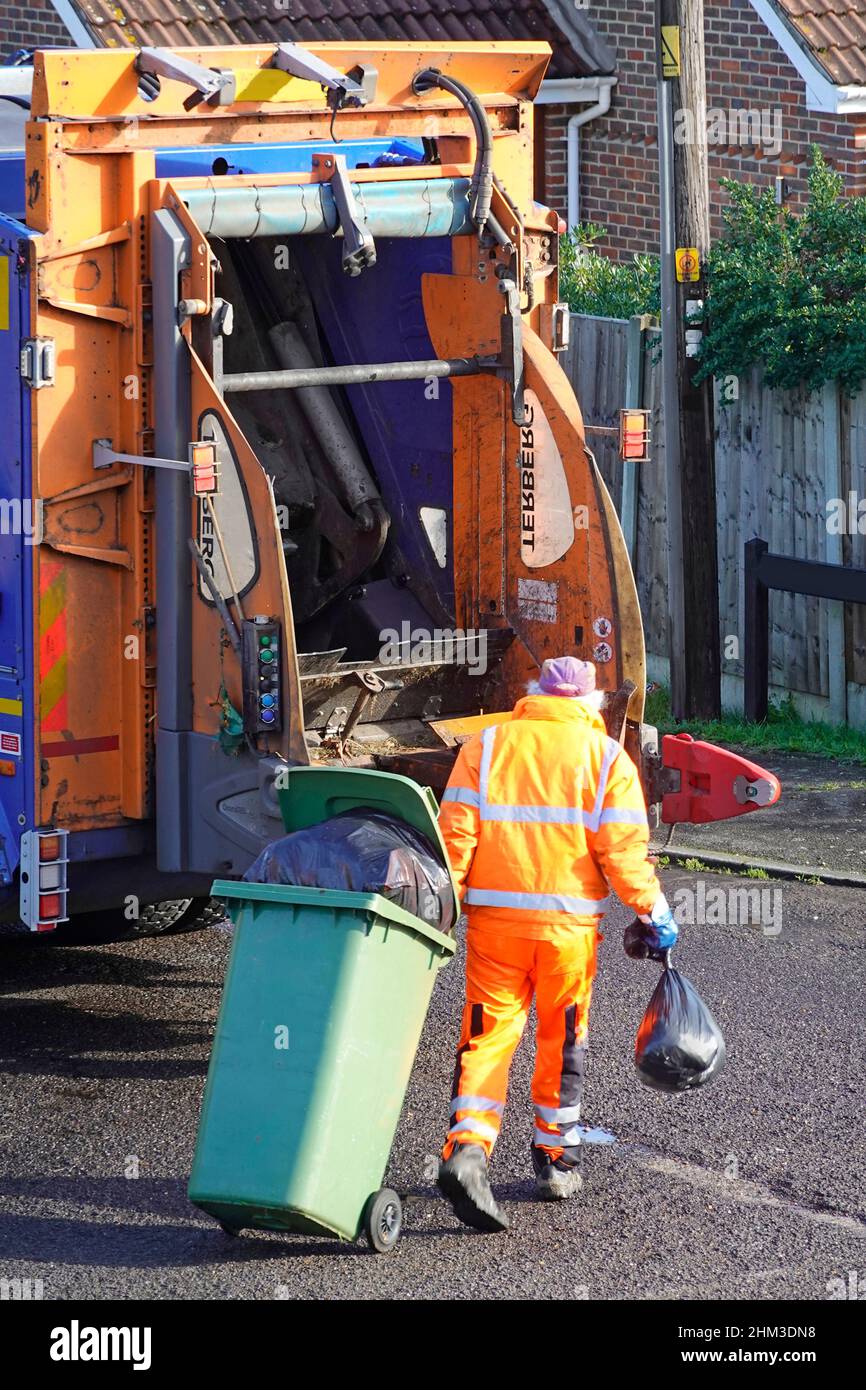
644, 686, 866, 764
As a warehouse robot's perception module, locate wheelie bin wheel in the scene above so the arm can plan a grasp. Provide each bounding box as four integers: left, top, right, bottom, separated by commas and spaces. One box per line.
364, 1189, 402, 1253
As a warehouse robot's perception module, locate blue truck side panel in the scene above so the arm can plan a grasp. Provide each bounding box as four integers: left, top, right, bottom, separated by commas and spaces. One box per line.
0, 154, 26, 222
0, 215, 36, 895
153, 137, 423, 179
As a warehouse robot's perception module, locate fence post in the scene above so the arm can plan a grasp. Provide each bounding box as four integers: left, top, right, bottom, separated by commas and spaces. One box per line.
620, 313, 650, 562
744, 537, 769, 722
823, 378, 847, 725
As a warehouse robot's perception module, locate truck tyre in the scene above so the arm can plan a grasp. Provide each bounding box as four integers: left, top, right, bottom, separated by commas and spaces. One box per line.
54, 896, 226, 945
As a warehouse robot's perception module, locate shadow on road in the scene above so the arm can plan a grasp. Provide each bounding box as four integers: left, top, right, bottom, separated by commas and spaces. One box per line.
0, 942, 215, 995
0, 997, 213, 1080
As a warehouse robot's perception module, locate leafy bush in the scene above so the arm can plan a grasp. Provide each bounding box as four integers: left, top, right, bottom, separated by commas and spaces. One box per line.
559, 223, 660, 321
697, 149, 866, 394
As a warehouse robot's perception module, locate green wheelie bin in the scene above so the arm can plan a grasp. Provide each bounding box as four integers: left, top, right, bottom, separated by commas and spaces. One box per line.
188, 766, 458, 1252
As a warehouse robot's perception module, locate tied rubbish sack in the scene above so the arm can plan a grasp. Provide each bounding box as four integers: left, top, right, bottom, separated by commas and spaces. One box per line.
630, 928, 726, 1093
243, 806, 456, 934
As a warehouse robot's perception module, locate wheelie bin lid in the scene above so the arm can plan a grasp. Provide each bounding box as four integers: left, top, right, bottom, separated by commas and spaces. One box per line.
211, 880, 456, 956
276, 764, 462, 928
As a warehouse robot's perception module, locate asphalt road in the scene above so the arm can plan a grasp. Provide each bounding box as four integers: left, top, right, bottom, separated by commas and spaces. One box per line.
1, 870, 864, 1301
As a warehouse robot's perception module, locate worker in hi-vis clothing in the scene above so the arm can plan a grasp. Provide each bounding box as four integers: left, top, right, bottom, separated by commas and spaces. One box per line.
435, 656, 679, 1232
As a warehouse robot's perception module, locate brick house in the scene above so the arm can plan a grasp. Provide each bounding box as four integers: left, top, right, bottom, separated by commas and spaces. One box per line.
580, 1, 866, 257
2, 1, 866, 256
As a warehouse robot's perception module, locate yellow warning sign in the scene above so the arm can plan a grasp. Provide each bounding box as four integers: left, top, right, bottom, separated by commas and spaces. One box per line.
661, 25, 681, 78
0, 257, 9, 332
676, 247, 700, 283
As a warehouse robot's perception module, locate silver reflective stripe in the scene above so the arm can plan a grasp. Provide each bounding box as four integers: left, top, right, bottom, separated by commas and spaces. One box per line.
476, 725, 624, 832
441, 786, 481, 808
535, 1102, 583, 1124
586, 736, 621, 832
533, 1124, 583, 1149
480, 803, 589, 824
465, 887, 608, 914
450, 1094, 505, 1117
448, 1116, 499, 1143
598, 807, 647, 826
478, 725, 497, 808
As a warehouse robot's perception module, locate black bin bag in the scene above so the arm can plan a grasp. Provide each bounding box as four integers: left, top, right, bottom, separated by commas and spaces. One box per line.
635, 960, 726, 1093
243, 807, 456, 934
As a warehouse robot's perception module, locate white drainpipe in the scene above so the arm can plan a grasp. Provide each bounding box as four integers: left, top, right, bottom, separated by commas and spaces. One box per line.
536, 75, 617, 230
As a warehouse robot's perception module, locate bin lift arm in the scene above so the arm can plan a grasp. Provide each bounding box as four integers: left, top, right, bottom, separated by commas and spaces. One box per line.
135, 43, 376, 114
135, 47, 237, 109
651, 733, 781, 824
270, 44, 377, 111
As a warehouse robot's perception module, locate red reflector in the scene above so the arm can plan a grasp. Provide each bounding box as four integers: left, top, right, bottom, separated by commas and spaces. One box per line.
39, 835, 61, 861
190, 442, 219, 496
620, 409, 650, 462
0, 759, 16, 776
39, 893, 62, 919
36, 921, 57, 933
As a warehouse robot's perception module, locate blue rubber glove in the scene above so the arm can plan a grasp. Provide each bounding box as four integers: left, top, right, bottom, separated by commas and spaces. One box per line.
639, 895, 679, 952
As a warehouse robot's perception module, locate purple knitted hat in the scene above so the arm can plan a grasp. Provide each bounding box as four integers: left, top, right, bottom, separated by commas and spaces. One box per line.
537, 657, 597, 698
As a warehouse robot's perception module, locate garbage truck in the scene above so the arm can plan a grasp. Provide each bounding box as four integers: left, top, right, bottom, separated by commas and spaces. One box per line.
0, 40, 779, 939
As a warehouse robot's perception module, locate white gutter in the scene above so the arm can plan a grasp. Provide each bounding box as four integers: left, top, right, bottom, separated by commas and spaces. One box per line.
750, 0, 866, 113
537, 75, 616, 229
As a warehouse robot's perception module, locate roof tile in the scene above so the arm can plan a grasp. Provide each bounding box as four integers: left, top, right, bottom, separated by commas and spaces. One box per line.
770, 0, 866, 85
58, 0, 613, 77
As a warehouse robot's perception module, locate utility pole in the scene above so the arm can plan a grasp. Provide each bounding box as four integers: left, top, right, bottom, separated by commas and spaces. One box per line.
655, 0, 721, 720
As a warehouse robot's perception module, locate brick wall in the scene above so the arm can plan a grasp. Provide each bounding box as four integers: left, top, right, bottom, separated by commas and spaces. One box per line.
539, 0, 866, 258
0, 1, 75, 63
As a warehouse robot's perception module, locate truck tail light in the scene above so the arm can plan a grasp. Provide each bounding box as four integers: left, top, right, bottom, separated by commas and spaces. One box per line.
19, 828, 69, 931
619, 408, 650, 462
189, 441, 219, 496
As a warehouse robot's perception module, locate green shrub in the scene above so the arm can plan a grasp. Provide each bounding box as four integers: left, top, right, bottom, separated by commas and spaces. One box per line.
697, 149, 866, 394
559, 223, 660, 321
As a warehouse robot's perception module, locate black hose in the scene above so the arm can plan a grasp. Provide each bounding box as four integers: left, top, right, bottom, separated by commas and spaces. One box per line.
0, 94, 30, 111
412, 68, 493, 237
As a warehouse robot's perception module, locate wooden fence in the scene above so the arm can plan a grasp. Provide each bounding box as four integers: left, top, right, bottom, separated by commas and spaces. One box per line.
562, 313, 866, 724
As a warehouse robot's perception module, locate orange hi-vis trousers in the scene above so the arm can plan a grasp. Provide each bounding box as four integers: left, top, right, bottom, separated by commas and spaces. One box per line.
442, 926, 599, 1162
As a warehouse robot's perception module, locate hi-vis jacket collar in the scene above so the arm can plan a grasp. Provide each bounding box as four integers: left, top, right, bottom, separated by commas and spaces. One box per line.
511, 695, 605, 731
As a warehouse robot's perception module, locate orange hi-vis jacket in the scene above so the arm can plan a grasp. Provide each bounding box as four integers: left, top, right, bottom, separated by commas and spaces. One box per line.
438, 694, 659, 939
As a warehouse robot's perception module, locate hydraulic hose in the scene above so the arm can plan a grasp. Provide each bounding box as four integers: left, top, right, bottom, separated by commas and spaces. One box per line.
412, 68, 494, 238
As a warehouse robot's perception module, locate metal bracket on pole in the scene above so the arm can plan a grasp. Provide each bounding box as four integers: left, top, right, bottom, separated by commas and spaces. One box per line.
498, 277, 525, 426
93, 439, 220, 497
312, 154, 376, 276
270, 43, 377, 108
135, 47, 237, 110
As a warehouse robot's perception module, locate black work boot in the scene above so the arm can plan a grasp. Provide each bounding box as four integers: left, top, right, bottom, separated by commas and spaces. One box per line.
437, 1143, 510, 1233
531, 1143, 584, 1202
